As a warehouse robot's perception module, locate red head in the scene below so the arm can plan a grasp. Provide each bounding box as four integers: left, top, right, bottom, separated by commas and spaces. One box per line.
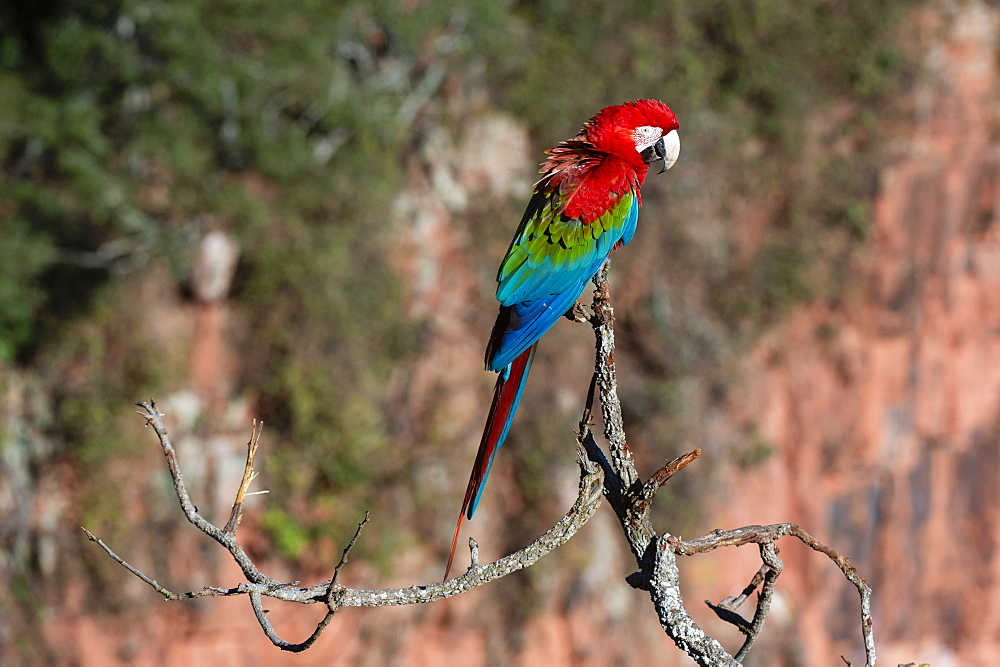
537, 99, 680, 221
583, 99, 680, 173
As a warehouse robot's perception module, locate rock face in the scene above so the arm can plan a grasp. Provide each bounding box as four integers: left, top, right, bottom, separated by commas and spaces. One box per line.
713, 5, 1000, 664
5, 4, 999, 665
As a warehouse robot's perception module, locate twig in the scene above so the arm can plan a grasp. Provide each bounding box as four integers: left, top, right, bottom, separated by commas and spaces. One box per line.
646, 450, 701, 493
706, 563, 769, 635
225, 419, 265, 534
635, 449, 701, 514
468, 538, 480, 568
577, 373, 599, 436
715, 564, 768, 613
81, 527, 251, 600
733, 543, 782, 660
329, 511, 370, 588
81, 527, 184, 600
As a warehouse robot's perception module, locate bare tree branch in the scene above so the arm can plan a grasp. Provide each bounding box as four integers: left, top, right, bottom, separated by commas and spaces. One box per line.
581, 263, 739, 666
250, 589, 335, 652
83, 409, 605, 649
133, 400, 280, 587
718, 542, 782, 661
674, 523, 876, 665
84, 269, 876, 665
588, 263, 640, 492
579, 266, 875, 666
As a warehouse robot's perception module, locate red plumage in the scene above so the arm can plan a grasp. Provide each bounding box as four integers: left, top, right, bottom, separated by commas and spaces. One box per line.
539, 100, 677, 221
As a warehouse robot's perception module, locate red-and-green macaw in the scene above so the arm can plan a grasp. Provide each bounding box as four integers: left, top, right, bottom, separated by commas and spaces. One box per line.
445, 99, 680, 579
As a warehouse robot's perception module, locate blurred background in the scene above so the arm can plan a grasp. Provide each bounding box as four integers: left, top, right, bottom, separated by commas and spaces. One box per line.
2, 0, 998, 664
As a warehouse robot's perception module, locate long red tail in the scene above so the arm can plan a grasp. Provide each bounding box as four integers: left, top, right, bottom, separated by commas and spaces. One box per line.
444, 345, 537, 580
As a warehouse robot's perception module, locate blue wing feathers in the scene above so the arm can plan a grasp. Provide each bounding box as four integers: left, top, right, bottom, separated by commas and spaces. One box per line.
487, 290, 577, 370
619, 196, 640, 246
488, 258, 608, 371
488, 194, 639, 370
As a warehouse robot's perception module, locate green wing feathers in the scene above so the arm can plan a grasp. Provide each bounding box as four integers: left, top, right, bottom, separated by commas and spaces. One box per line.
496, 189, 637, 306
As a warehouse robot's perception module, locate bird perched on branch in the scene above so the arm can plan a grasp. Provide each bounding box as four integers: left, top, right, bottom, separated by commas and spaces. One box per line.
445, 99, 680, 579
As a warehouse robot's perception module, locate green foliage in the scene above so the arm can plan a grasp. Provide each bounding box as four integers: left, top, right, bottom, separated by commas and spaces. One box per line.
261, 508, 311, 561
0, 222, 55, 361
0, 0, 438, 552
490, 0, 909, 150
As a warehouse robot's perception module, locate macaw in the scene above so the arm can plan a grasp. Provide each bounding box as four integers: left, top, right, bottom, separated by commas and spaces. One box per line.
445, 99, 680, 579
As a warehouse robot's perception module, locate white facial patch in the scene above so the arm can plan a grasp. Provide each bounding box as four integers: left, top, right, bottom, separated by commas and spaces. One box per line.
633, 125, 662, 152
661, 129, 680, 170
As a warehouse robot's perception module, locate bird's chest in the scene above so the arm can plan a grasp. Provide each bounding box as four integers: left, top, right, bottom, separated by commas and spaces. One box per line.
564, 176, 634, 223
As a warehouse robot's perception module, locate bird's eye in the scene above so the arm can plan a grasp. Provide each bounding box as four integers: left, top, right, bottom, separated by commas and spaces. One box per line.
633, 126, 662, 151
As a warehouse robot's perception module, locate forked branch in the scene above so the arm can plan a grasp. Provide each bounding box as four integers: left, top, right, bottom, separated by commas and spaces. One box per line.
577, 264, 875, 666
84, 268, 875, 665
83, 400, 604, 650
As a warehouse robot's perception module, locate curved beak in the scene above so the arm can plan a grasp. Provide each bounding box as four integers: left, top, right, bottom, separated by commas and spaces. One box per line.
641, 129, 680, 174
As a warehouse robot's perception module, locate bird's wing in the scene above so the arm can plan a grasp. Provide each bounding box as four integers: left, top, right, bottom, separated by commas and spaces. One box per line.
487, 184, 638, 370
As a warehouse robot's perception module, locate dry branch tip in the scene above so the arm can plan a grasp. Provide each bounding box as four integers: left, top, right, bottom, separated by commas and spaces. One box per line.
225, 419, 266, 534
468, 538, 480, 568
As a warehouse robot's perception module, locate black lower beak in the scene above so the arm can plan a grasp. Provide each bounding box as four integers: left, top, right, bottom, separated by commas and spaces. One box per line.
640, 136, 669, 173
